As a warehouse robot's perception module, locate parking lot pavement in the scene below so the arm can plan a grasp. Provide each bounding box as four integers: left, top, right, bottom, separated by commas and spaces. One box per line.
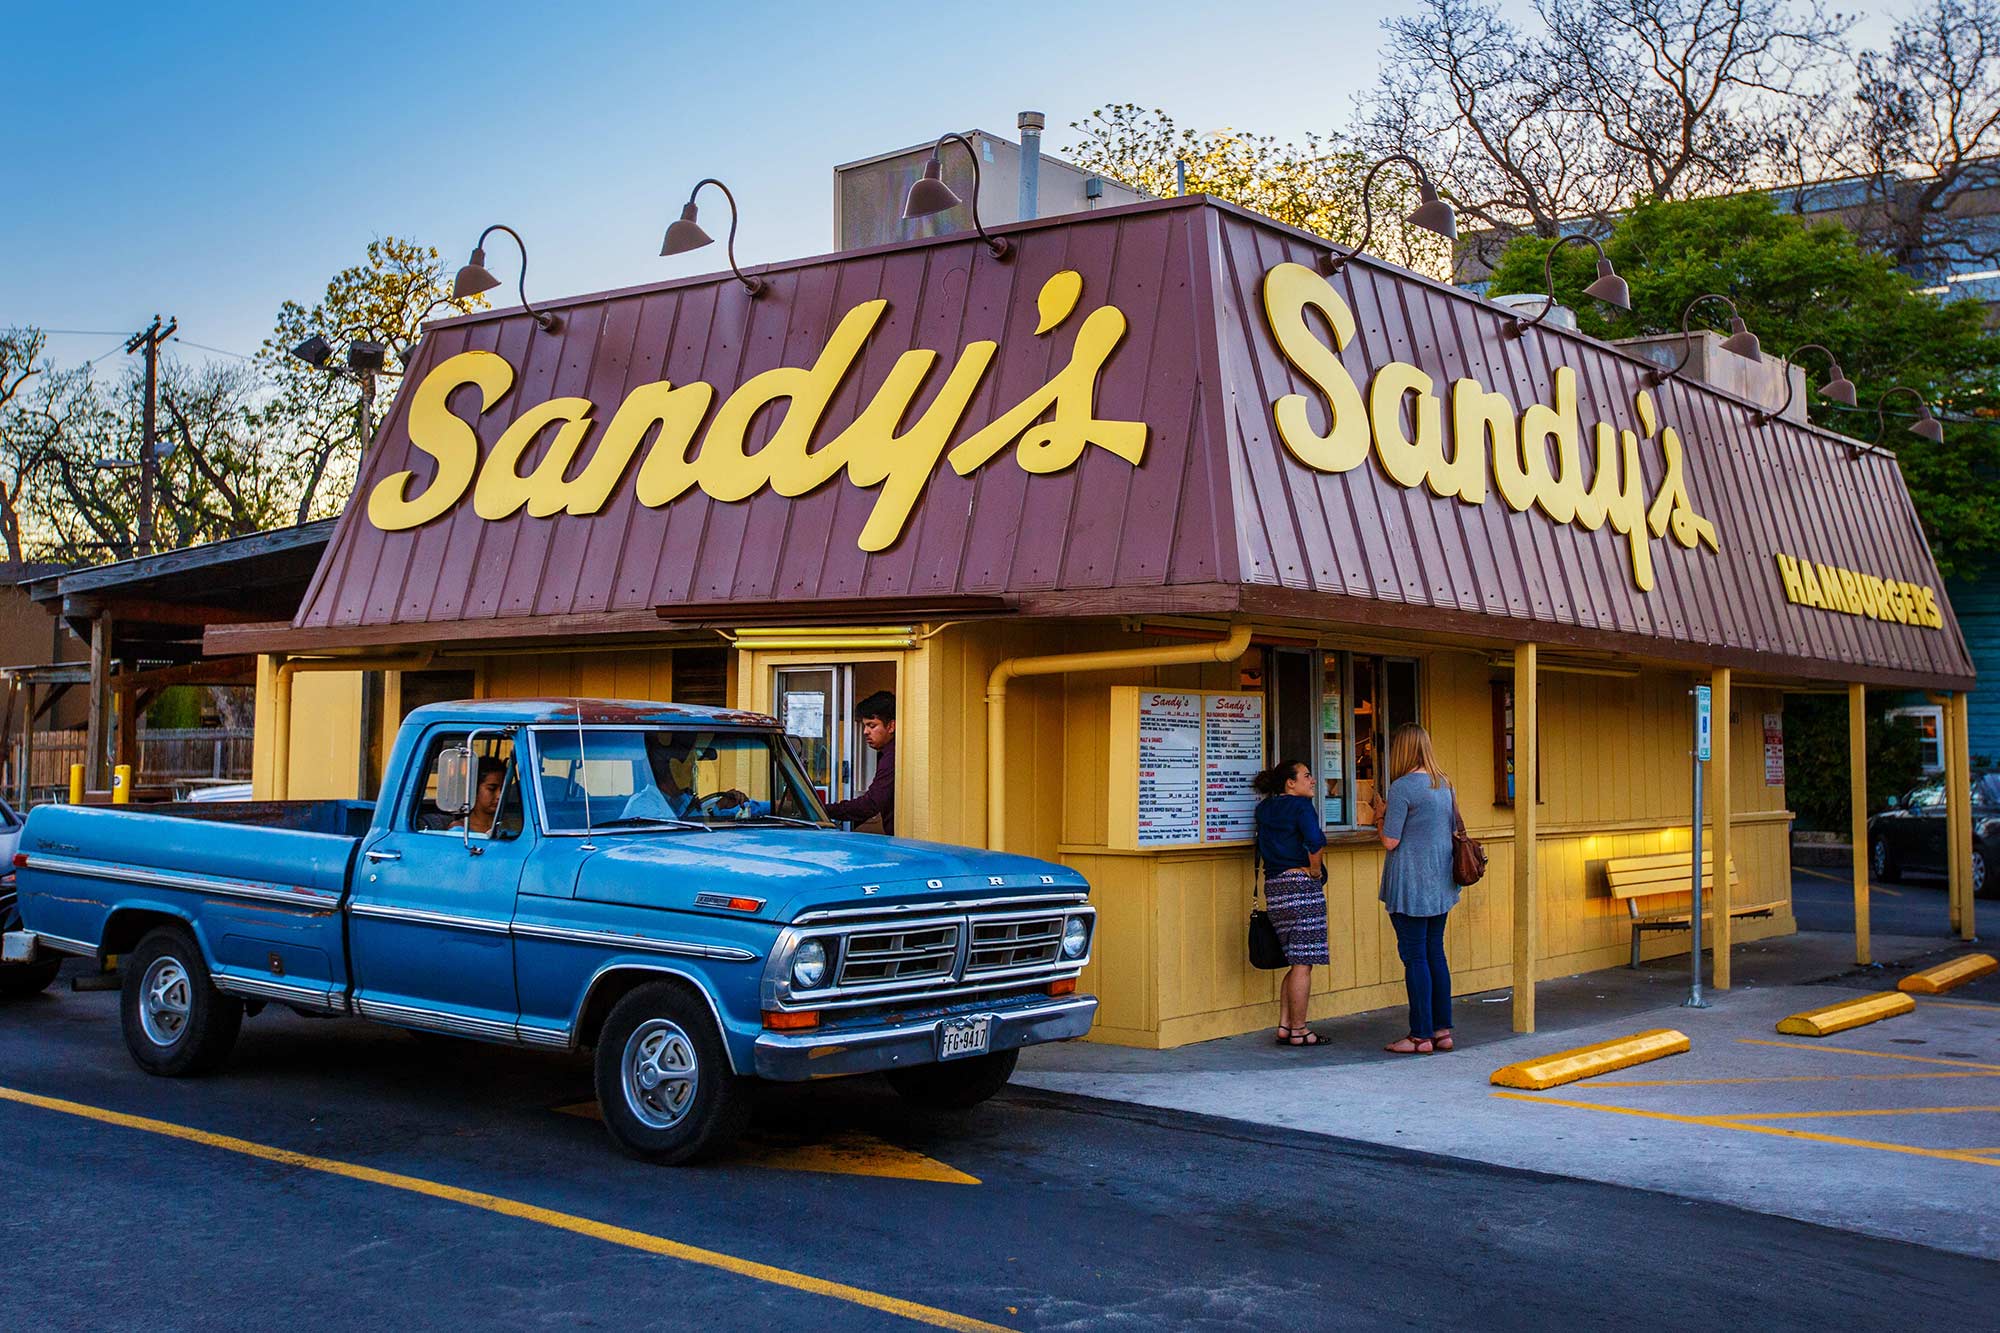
1788, 852, 1978, 939
5, 964, 1997, 1330
1017, 939, 2000, 1259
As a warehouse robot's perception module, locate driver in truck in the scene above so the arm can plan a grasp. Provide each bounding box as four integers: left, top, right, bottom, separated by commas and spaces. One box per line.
620, 731, 770, 822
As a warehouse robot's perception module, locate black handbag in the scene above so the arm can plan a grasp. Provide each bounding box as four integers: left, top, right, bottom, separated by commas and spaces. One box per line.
1248, 846, 1288, 970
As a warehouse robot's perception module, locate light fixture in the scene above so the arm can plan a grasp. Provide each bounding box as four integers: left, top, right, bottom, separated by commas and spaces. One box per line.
1646, 294, 1760, 385
453, 224, 560, 331
901, 132, 1011, 259
1503, 234, 1631, 338
1868, 386, 1944, 452
290, 334, 335, 368
661, 178, 764, 295
1319, 153, 1456, 279
346, 340, 387, 373
1754, 343, 1857, 426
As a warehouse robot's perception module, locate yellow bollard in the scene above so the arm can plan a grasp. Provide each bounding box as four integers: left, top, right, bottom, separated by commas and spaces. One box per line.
112, 764, 132, 805
68, 764, 84, 804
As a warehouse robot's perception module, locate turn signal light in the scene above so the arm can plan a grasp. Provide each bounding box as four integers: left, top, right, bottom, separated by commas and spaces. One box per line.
726, 897, 762, 912
10, 853, 25, 870
762, 1009, 820, 1031
1047, 978, 1077, 996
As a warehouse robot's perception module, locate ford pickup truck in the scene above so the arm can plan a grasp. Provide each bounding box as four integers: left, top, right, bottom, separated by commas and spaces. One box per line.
6, 699, 1098, 1162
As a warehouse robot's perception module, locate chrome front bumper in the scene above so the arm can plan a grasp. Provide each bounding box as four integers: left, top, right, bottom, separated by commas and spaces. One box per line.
751, 994, 1098, 1081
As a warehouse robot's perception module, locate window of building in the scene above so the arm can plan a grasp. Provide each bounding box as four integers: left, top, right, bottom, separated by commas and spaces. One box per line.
1490, 682, 1542, 806
1889, 705, 1945, 775
1267, 648, 1421, 829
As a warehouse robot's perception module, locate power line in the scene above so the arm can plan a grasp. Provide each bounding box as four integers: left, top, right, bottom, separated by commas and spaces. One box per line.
170, 336, 255, 361
0, 326, 132, 336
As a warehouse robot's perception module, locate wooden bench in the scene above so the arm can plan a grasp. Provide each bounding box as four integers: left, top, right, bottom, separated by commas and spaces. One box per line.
1604, 851, 1786, 968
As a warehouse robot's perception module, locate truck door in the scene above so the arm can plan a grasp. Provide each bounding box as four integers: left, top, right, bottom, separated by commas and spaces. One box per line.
349, 727, 528, 1040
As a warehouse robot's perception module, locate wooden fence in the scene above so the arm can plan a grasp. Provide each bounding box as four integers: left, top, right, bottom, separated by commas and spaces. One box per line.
8, 727, 254, 792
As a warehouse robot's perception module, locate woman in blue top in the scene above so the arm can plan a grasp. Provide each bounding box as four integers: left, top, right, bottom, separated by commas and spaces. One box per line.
1252, 759, 1328, 1047
1367, 724, 1461, 1055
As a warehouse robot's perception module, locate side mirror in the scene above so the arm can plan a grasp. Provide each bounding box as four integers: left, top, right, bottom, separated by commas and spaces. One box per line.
1883, 794, 1899, 809
436, 746, 474, 815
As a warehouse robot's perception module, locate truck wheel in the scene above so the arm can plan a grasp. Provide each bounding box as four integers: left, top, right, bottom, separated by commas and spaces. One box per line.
593, 982, 749, 1165
120, 926, 242, 1077
0, 957, 61, 999
887, 1049, 1019, 1110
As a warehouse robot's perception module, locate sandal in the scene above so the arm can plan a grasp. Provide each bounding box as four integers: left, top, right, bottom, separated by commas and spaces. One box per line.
1273, 1025, 1295, 1046
1384, 1035, 1434, 1054
1287, 1026, 1327, 1047
1432, 1029, 1455, 1052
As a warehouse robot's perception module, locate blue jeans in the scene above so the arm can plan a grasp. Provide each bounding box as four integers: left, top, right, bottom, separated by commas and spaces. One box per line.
1389, 912, 1452, 1038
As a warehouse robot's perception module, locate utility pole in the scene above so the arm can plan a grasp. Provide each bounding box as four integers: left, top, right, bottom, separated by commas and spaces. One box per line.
124, 315, 177, 558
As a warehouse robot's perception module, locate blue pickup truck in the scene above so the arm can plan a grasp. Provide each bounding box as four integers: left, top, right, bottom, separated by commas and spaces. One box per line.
5, 699, 1097, 1162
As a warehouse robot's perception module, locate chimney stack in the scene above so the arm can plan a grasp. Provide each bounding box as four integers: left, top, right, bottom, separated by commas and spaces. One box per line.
1018, 111, 1045, 221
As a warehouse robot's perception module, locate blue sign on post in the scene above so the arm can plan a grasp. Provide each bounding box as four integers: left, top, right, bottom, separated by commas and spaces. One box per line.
1694, 684, 1713, 762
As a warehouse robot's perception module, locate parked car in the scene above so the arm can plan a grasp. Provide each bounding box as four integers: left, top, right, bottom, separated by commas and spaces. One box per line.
5, 700, 1098, 1162
1866, 773, 2000, 896
0, 796, 60, 998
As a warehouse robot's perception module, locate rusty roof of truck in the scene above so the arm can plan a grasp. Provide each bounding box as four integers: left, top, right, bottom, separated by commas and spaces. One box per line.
403, 698, 779, 728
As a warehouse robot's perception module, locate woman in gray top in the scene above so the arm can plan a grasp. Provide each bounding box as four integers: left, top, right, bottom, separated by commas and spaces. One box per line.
1367, 724, 1461, 1054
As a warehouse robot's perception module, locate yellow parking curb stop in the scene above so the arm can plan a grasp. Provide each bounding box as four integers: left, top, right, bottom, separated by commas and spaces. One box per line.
1775, 991, 1915, 1036
1490, 1029, 1690, 1090
1897, 954, 1999, 995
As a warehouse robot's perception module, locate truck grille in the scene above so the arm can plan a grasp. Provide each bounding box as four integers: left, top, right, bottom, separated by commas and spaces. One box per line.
836, 924, 959, 986
965, 914, 1065, 974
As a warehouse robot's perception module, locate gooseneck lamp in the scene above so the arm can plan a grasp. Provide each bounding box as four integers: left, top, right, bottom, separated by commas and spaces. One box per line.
453, 225, 560, 332
1754, 343, 1858, 426
1645, 294, 1760, 386
1869, 385, 1945, 451
1502, 234, 1632, 339
901, 133, 1012, 259
662, 178, 764, 296
1319, 153, 1457, 279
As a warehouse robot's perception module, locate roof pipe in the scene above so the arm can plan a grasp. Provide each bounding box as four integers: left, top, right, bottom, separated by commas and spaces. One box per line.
272, 651, 434, 800
1017, 111, 1045, 222
984, 624, 1254, 852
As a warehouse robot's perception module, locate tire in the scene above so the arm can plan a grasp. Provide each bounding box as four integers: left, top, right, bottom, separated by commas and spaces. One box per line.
0, 957, 61, 999
119, 926, 242, 1077
887, 1049, 1019, 1110
1870, 836, 1901, 884
1976, 848, 1991, 898
592, 982, 749, 1165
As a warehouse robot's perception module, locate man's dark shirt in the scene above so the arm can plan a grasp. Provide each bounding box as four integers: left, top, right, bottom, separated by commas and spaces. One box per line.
824, 740, 894, 835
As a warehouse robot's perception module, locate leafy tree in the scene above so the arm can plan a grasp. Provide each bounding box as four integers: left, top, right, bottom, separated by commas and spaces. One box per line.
1487, 193, 2000, 576
255, 236, 484, 523
1064, 105, 1452, 276
1783, 696, 1925, 828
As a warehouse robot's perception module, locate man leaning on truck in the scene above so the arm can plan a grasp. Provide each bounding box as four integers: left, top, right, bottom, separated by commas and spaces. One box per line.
823, 690, 896, 835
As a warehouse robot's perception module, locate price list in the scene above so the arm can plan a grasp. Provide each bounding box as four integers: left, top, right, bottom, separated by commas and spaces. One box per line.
1135, 692, 1202, 845
1202, 693, 1265, 842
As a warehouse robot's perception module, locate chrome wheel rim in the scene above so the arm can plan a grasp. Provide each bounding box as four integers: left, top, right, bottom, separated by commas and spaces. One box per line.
1975, 852, 1987, 894
622, 1018, 699, 1130
139, 956, 192, 1048
1871, 841, 1887, 877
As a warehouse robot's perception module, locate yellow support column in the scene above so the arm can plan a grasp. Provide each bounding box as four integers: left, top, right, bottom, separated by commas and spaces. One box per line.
1710, 668, 1733, 990
1952, 691, 1976, 940
1513, 642, 1539, 1034
1944, 691, 1966, 936
1849, 683, 1870, 966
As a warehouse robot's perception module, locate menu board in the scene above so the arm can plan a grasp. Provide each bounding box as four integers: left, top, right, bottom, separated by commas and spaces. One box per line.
1124, 689, 1267, 847
1135, 692, 1202, 845
1202, 693, 1265, 842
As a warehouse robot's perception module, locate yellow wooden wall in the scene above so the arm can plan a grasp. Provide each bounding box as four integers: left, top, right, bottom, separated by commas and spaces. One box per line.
475, 650, 673, 701
249, 658, 366, 800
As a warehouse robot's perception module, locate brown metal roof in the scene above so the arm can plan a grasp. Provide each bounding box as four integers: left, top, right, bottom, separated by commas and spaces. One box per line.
287, 197, 1971, 688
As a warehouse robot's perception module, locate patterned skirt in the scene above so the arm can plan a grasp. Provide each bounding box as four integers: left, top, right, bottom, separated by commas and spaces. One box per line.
1264, 868, 1330, 965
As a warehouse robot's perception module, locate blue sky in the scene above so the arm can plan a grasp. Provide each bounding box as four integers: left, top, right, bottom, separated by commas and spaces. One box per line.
5, 0, 1429, 373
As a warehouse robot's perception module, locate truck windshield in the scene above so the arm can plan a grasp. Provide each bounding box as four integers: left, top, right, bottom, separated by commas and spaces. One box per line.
532, 728, 830, 833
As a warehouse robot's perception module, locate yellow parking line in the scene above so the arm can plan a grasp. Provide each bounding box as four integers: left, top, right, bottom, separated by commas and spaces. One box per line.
0, 1084, 1012, 1333
1916, 998, 2000, 1012
1738, 1039, 2000, 1072
1494, 1091, 2000, 1168
1587, 1070, 2000, 1088
1711, 1105, 2000, 1121
1791, 865, 1901, 895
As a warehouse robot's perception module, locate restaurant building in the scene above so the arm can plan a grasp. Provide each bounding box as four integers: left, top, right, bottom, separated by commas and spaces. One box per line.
213, 194, 1978, 1047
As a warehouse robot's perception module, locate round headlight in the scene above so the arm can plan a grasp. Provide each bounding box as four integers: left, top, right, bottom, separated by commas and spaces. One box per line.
791, 938, 829, 989
1061, 916, 1089, 959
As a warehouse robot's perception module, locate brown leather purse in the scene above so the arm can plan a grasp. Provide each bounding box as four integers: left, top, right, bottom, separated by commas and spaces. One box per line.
1451, 799, 1488, 887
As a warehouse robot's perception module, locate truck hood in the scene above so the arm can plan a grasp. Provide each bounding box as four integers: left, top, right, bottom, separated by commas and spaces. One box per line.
572, 827, 1087, 921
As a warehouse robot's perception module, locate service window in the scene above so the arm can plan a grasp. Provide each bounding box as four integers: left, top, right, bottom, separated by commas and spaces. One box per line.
1267, 649, 1422, 829
407, 730, 521, 839
1888, 706, 1945, 775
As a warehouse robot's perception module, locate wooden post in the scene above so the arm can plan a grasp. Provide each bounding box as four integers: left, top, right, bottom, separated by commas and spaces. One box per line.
1513, 642, 1539, 1034
18, 681, 35, 807
1710, 668, 1733, 990
1849, 683, 1870, 966
85, 614, 112, 791
1951, 691, 1976, 940
115, 682, 138, 788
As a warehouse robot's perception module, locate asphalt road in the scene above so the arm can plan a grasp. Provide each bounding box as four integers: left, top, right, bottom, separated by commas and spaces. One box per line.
0, 970, 1993, 1330
1789, 853, 1987, 939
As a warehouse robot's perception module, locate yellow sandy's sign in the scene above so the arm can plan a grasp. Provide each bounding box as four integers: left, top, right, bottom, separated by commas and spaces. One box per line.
1774, 552, 1943, 629
1260, 261, 1717, 593
366, 271, 1146, 551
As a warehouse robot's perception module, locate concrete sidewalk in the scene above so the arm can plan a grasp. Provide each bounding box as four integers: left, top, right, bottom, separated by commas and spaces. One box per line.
1018, 931, 2000, 1259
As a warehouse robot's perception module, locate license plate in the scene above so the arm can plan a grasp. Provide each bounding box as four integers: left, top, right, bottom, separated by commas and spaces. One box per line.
937, 1014, 993, 1061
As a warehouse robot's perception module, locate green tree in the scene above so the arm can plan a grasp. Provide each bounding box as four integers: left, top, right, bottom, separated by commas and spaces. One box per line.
1064, 105, 1452, 277
1488, 193, 2000, 576
256, 237, 484, 523
1783, 697, 1925, 829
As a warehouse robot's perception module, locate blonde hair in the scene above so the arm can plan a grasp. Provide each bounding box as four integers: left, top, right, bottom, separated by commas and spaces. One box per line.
1388, 723, 1447, 789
